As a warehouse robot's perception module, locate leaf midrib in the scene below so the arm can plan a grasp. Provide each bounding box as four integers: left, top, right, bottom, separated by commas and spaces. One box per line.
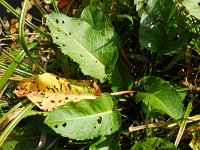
47, 110, 113, 123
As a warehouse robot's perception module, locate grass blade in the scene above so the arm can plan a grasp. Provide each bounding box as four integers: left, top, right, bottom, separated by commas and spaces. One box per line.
174, 100, 193, 147
0, 102, 34, 147
51, 0, 60, 13
0, 50, 26, 91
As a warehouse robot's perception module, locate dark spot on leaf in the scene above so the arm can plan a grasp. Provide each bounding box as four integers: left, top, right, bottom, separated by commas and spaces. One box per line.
51, 88, 55, 93
69, 32, 71, 35
111, 128, 113, 131
51, 100, 55, 103
59, 100, 62, 103
60, 84, 63, 91
94, 126, 96, 129
67, 84, 71, 90
90, 81, 94, 88
80, 55, 83, 57
95, 60, 98, 63
56, 77, 59, 80
46, 86, 50, 90
58, 29, 60, 32
54, 125, 58, 128
198, 2, 200, 6
97, 117, 102, 124
56, 19, 59, 24
38, 102, 43, 106
56, 37, 59, 39
63, 44, 66, 46
65, 97, 68, 100
62, 123, 67, 127
62, 20, 64, 24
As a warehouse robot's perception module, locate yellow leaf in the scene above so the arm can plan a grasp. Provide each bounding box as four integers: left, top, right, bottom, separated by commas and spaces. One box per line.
14, 73, 101, 111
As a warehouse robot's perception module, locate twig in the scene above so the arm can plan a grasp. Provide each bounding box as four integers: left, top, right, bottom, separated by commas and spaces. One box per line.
129, 114, 200, 132
110, 90, 137, 96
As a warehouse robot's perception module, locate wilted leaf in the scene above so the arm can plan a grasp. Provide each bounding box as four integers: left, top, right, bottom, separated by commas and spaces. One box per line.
44, 93, 121, 140
135, 76, 184, 120
45, 11, 118, 82
14, 73, 100, 111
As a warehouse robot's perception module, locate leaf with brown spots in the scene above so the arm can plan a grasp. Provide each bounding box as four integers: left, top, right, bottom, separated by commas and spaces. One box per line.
14, 73, 101, 111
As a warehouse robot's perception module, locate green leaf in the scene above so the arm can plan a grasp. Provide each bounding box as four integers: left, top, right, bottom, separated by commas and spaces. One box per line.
81, 6, 121, 49
161, 16, 189, 54
89, 133, 120, 150
138, 0, 189, 54
131, 137, 180, 150
117, 14, 134, 25
135, 76, 184, 120
107, 57, 133, 92
170, 82, 188, 102
182, 0, 200, 20
44, 93, 121, 140
45, 12, 119, 82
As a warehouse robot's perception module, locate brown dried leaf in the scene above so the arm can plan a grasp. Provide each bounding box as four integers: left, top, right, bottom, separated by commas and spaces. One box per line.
14, 73, 101, 111
10, 26, 17, 34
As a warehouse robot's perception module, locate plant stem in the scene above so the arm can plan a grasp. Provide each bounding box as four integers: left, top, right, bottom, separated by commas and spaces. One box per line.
51, 0, 60, 13
19, 0, 45, 73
